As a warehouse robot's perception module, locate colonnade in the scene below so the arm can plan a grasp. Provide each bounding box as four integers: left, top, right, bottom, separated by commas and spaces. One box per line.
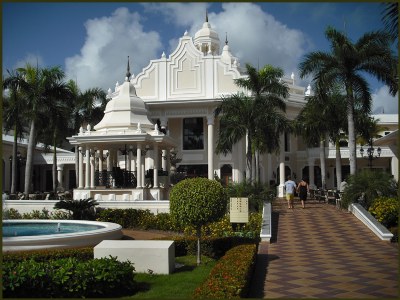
75, 144, 170, 190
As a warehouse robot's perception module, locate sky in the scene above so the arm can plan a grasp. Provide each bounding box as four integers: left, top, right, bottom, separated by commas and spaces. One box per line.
2, 1, 398, 114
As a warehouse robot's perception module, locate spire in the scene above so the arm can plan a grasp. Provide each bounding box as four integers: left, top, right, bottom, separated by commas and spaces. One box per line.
206, 10, 208, 22
225, 32, 228, 45
126, 56, 131, 80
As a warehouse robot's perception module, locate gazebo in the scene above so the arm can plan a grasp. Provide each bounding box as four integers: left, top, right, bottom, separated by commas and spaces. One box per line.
68, 63, 178, 201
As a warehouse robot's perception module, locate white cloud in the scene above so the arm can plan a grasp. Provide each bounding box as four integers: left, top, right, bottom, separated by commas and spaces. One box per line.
65, 3, 312, 92
154, 2, 311, 80
65, 7, 162, 92
371, 85, 398, 114
14, 53, 44, 69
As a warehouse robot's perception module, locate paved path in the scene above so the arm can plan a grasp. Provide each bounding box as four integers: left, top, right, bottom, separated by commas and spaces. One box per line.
249, 198, 398, 298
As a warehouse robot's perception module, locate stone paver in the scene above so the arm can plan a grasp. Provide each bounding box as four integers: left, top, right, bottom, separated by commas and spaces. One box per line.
249, 198, 398, 298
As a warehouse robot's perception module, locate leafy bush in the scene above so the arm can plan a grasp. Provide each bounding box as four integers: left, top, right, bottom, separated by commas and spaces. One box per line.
368, 197, 399, 228
54, 198, 99, 220
170, 178, 227, 264
225, 181, 275, 212
193, 243, 257, 298
3, 208, 22, 219
341, 170, 398, 210
2, 256, 136, 298
184, 212, 262, 238
3, 247, 94, 263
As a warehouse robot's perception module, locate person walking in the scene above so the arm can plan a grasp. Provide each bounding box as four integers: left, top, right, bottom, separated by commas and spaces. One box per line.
297, 178, 309, 209
284, 175, 297, 209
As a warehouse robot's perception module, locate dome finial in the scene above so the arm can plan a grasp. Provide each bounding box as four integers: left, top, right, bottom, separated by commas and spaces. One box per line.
126, 56, 131, 79
225, 32, 228, 45
206, 10, 208, 22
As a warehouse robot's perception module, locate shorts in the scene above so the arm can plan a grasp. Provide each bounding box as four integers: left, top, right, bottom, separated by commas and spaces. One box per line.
286, 193, 294, 201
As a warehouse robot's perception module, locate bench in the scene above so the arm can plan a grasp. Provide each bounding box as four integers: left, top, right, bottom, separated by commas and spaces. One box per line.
94, 240, 175, 274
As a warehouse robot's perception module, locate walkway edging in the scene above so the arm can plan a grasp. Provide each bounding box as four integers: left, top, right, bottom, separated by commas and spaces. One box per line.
349, 203, 393, 241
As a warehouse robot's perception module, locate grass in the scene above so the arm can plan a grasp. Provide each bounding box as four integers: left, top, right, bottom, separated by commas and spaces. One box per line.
127, 255, 216, 298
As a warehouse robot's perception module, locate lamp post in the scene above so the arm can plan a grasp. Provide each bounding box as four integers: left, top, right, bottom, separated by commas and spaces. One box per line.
359, 139, 381, 168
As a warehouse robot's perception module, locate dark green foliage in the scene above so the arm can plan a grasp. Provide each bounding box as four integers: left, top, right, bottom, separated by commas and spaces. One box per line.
169, 178, 227, 228
54, 198, 98, 220
225, 181, 275, 212
193, 244, 257, 298
341, 170, 398, 210
368, 197, 399, 229
2, 256, 136, 298
2, 247, 94, 263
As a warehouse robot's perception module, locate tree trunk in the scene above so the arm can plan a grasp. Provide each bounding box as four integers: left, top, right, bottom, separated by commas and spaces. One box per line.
24, 120, 35, 195
11, 126, 18, 194
196, 226, 201, 265
335, 139, 342, 189
246, 131, 252, 182
319, 139, 326, 189
53, 143, 58, 194
251, 153, 256, 183
255, 150, 260, 184
346, 88, 357, 175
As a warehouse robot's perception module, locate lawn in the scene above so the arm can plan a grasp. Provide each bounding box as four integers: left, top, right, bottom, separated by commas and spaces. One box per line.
128, 255, 216, 298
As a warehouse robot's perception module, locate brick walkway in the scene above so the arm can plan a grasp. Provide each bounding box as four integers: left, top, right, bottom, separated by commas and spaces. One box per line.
249, 198, 399, 298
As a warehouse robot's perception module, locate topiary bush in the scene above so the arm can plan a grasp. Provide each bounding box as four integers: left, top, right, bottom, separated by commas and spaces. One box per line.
170, 178, 227, 264
340, 170, 398, 210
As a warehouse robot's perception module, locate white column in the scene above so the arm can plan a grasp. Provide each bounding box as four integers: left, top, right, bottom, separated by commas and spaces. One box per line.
207, 115, 214, 180
308, 158, 316, 189
90, 152, 95, 188
78, 147, 84, 188
278, 134, 285, 197
161, 149, 167, 171
106, 150, 111, 171
141, 151, 145, 187
57, 164, 64, 190
98, 149, 103, 171
137, 145, 142, 188
153, 144, 159, 188
85, 147, 90, 188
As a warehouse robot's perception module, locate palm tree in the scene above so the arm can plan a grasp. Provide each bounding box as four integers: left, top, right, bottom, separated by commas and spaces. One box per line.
381, 2, 398, 43
215, 64, 289, 183
17, 64, 67, 195
37, 80, 73, 193
3, 69, 28, 194
299, 26, 397, 175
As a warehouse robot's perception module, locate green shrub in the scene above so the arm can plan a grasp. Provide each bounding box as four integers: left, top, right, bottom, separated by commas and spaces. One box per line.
54, 198, 99, 220
193, 243, 257, 298
2, 256, 136, 298
368, 197, 399, 228
3, 247, 94, 263
3, 208, 22, 219
341, 170, 398, 210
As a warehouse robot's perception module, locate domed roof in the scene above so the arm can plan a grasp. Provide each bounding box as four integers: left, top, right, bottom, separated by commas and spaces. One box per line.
193, 12, 220, 55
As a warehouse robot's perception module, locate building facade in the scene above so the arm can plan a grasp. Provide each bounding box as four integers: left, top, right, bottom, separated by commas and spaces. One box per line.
2, 18, 398, 199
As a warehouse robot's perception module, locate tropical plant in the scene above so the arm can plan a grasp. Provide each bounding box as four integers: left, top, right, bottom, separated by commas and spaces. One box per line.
169, 178, 227, 265
340, 169, 398, 210
3, 69, 28, 194
299, 26, 398, 176
54, 198, 99, 220
215, 64, 290, 183
15, 64, 68, 195
381, 2, 398, 43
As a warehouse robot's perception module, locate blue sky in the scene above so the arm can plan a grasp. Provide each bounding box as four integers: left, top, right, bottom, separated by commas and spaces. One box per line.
3, 2, 398, 114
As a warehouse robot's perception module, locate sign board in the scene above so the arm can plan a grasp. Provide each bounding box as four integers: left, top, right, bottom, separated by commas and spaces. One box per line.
230, 197, 249, 223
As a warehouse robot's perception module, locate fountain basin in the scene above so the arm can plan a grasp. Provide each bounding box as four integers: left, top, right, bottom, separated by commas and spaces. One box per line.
3, 220, 123, 252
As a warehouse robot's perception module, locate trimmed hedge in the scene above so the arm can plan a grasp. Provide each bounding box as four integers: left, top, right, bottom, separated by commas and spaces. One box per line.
193, 243, 257, 298
157, 235, 257, 258
3, 247, 94, 263
2, 256, 136, 298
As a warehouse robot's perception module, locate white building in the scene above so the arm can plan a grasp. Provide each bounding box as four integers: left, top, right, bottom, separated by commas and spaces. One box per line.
2, 17, 398, 200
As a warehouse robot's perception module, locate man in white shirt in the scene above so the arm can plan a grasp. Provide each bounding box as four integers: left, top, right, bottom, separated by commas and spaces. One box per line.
284, 175, 297, 209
